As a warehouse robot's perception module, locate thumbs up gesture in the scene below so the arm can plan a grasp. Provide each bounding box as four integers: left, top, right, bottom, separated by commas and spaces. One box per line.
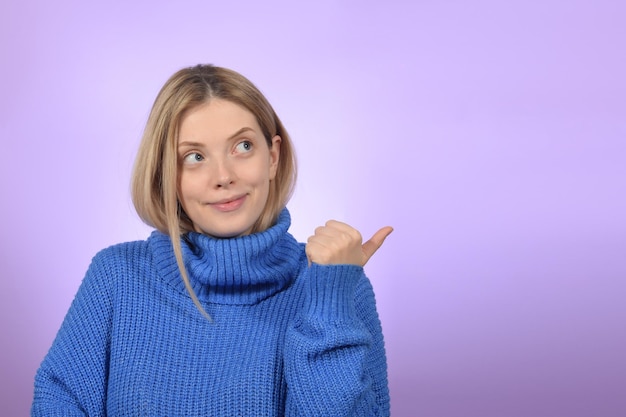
305, 220, 393, 267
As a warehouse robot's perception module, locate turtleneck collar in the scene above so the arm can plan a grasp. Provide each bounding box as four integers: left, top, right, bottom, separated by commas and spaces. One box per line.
148, 209, 304, 305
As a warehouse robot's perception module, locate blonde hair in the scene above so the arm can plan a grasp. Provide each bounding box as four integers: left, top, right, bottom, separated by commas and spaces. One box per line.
131, 64, 297, 318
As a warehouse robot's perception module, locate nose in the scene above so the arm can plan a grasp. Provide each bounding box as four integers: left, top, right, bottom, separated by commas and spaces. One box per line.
213, 158, 235, 188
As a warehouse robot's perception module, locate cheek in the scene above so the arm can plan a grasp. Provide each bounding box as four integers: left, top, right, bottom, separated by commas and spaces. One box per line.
177, 173, 199, 202
241, 160, 273, 184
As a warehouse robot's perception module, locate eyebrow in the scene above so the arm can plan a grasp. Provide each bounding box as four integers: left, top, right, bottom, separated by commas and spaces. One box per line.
178, 127, 255, 148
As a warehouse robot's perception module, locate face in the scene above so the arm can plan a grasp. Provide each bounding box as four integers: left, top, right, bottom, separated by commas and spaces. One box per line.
177, 99, 280, 238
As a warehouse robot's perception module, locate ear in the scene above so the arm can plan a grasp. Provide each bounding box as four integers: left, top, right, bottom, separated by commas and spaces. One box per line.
268, 135, 281, 180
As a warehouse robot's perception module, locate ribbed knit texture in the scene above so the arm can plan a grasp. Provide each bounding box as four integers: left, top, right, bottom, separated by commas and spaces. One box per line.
32, 209, 390, 416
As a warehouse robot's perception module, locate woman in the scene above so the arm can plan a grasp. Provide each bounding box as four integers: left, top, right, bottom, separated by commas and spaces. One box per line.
32, 64, 392, 416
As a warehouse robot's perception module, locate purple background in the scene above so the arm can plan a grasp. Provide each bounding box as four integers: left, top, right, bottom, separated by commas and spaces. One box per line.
2, 0, 625, 415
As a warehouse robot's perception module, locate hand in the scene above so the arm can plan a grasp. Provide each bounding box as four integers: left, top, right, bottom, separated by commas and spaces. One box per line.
305, 220, 393, 267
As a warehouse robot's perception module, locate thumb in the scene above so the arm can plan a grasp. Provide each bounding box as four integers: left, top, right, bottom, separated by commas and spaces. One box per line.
361, 226, 394, 265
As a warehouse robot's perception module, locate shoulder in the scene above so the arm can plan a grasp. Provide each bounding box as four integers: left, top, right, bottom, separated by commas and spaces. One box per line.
88, 236, 155, 278
92, 238, 150, 263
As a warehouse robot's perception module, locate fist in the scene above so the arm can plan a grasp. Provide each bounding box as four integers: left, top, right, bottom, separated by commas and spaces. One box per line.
306, 220, 393, 266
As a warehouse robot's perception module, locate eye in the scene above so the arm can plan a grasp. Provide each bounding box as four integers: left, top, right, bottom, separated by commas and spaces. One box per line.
235, 140, 253, 153
182, 152, 204, 164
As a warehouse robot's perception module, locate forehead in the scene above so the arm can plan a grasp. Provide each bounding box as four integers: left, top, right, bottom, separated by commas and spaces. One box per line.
179, 99, 261, 139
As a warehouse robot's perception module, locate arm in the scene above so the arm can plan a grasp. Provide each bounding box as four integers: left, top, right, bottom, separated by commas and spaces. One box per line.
284, 264, 390, 416
32, 250, 115, 417
284, 221, 392, 416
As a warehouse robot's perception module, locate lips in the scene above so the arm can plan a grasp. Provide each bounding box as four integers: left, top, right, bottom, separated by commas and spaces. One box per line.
210, 195, 246, 212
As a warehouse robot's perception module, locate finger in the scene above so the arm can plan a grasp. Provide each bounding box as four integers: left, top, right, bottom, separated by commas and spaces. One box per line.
324, 219, 349, 229
361, 226, 394, 263
326, 220, 363, 242
311, 221, 362, 246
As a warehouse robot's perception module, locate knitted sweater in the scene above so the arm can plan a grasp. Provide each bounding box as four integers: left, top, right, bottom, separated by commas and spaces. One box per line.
32, 209, 390, 416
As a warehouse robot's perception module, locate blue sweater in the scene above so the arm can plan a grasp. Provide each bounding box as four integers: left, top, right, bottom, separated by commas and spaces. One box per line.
32, 209, 390, 416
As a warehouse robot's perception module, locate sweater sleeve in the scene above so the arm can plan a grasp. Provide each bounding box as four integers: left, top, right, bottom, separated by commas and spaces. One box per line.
32, 250, 115, 417
284, 263, 390, 416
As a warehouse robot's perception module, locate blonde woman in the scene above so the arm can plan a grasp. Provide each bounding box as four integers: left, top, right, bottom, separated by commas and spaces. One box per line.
33, 64, 392, 416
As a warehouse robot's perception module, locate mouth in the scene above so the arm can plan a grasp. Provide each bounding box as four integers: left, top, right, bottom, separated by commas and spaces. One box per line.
210, 195, 247, 212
